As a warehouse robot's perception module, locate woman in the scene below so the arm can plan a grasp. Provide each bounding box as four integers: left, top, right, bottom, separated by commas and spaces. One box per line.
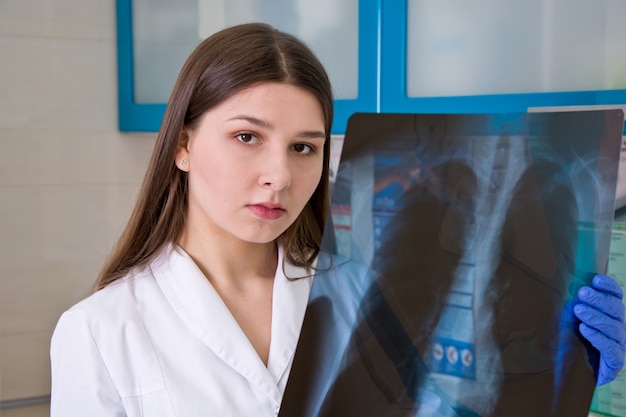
51, 22, 333, 416
50, 23, 625, 416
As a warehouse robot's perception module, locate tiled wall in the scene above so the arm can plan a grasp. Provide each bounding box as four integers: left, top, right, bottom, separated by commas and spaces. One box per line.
0, 1, 156, 401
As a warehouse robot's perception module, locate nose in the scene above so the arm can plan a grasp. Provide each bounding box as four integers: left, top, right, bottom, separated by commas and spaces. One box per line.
258, 152, 292, 191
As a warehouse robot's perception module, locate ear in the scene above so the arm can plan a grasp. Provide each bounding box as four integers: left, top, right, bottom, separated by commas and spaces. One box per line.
175, 129, 191, 172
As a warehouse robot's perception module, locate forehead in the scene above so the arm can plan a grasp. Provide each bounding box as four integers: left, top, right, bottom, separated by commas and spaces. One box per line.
231, 83, 317, 104
210, 83, 324, 122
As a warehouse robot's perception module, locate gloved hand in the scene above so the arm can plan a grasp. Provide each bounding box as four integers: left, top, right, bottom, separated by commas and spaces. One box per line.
574, 274, 626, 386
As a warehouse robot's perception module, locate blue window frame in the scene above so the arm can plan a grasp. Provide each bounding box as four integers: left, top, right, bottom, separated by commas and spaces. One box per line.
115, 0, 379, 134
116, 0, 167, 132
380, 1, 626, 122
117, 0, 626, 134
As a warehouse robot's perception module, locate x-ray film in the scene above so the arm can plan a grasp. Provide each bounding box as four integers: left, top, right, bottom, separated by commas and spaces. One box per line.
280, 111, 624, 417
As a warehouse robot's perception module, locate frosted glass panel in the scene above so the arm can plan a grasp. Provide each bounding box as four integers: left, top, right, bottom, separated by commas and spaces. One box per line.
132, 0, 199, 104
406, 0, 626, 97
132, 0, 358, 104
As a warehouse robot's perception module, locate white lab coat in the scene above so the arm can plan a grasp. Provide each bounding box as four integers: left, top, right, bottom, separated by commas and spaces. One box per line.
50, 244, 315, 417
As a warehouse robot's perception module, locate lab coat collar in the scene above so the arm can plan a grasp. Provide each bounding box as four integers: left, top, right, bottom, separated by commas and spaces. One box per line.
151, 244, 312, 406
268, 250, 314, 387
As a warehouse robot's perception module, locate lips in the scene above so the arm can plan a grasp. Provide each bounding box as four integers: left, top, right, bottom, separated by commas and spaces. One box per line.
247, 203, 286, 220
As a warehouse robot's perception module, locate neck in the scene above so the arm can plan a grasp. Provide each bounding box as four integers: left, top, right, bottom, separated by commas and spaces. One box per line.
177, 230, 277, 366
177, 231, 278, 290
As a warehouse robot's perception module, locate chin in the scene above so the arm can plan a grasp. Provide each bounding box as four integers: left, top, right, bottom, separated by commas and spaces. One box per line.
236, 220, 292, 244
239, 231, 285, 245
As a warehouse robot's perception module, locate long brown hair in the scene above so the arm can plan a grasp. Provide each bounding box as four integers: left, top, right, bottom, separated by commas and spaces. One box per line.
96, 23, 333, 290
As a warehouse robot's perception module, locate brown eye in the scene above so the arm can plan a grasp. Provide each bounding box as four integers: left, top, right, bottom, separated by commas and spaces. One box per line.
236, 133, 258, 144
292, 143, 314, 155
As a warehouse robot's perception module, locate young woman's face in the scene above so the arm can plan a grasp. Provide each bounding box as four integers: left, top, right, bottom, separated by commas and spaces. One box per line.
177, 82, 326, 246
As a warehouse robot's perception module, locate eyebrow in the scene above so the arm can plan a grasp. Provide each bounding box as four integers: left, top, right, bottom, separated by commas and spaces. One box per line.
228, 115, 326, 140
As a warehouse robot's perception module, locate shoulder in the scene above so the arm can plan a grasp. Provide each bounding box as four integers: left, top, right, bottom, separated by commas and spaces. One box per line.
61, 268, 150, 326
53, 246, 173, 341
63, 245, 172, 321
51, 249, 173, 397
51, 274, 150, 366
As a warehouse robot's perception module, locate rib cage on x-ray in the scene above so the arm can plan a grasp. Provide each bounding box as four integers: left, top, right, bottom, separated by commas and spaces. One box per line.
279, 111, 624, 417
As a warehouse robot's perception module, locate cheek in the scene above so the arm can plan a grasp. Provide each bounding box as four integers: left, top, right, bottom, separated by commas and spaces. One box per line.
189, 158, 231, 199
296, 164, 324, 201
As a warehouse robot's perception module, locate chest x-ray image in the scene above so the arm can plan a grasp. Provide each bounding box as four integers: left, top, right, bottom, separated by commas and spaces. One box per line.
280, 111, 624, 417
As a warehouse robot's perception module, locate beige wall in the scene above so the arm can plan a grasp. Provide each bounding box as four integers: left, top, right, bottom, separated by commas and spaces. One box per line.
0, 1, 156, 401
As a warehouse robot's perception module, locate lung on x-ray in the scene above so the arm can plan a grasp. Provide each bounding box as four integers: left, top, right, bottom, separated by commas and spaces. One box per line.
280, 111, 624, 417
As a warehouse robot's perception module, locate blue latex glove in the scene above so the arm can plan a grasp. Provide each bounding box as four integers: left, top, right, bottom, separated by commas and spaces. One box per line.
574, 274, 626, 386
